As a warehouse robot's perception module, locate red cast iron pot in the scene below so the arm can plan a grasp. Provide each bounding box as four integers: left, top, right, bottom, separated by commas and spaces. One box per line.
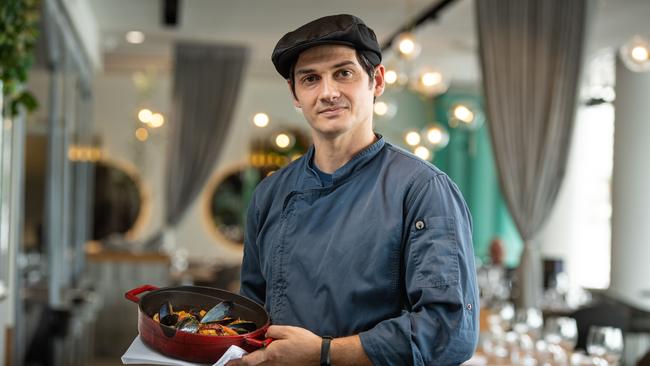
125, 285, 272, 363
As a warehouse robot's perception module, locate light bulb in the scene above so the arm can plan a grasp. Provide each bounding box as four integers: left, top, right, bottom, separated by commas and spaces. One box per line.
135, 127, 149, 141
453, 105, 474, 123
273, 132, 295, 150
399, 38, 415, 55
411, 66, 448, 97
150, 113, 164, 128
405, 131, 421, 146
275, 134, 290, 148
374, 99, 397, 119
385, 70, 398, 85
126, 31, 145, 44
631, 46, 649, 62
620, 35, 650, 72
421, 72, 442, 87
428, 128, 442, 144
374, 101, 389, 116
393, 32, 421, 60
253, 113, 270, 127
138, 109, 152, 123
448, 102, 485, 130
414, 146, 431, 160
422, 123, 450, 150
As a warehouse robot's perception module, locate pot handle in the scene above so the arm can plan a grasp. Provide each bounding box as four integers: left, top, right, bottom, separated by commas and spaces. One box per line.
125, 285, 159, 304
244, 337, 273, 348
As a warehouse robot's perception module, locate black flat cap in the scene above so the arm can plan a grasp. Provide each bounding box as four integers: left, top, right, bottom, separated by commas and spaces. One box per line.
271, 14, 382, 79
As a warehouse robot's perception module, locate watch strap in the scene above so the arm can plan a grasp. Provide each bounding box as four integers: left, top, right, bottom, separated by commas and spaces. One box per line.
320, 335, 333, 366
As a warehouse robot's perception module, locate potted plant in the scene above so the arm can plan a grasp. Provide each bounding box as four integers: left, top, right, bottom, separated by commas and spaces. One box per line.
0, 0, 41, 118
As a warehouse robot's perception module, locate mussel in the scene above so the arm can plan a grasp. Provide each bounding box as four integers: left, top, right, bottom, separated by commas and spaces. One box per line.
227, 320, 257, 334
177, 316, 200, 333
200, 301, 233, 324
159, 301, 179, 327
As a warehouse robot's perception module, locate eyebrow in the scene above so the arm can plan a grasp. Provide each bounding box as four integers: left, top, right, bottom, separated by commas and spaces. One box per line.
295, 60, 358, 76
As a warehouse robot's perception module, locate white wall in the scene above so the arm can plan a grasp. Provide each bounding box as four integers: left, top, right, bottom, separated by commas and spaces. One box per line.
537, 103, 614, 290
609, 58, 650, 311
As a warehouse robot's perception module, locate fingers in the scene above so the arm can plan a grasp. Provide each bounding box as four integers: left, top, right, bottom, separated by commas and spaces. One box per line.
265, 324, 292, 339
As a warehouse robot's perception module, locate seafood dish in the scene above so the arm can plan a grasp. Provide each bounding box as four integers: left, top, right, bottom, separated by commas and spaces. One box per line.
152, 300, 258, 336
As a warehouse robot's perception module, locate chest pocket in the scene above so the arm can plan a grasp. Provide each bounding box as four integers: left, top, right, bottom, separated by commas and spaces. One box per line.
409, 216, 460, 288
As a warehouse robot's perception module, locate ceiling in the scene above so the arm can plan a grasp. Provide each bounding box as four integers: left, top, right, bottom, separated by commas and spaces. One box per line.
88, 0, 650, 84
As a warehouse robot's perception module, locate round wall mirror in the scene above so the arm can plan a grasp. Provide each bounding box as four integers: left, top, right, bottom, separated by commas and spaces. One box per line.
205, 164, 279, 247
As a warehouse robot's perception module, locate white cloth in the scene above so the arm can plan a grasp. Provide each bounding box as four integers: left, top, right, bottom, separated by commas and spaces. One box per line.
121, 336, 248, 366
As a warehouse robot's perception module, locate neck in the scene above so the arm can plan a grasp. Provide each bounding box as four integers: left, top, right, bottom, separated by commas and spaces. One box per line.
312, 127, 376, 174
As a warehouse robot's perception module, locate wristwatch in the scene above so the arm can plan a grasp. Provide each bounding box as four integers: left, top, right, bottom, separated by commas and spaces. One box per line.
320, 336, 333, 366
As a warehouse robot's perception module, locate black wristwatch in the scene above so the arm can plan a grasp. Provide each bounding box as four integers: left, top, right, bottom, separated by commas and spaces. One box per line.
320, 335, 333, 366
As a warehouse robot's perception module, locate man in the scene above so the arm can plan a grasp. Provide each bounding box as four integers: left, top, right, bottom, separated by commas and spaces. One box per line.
230, 14, 478, 366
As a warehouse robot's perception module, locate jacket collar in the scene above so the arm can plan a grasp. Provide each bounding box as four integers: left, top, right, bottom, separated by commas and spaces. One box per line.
301, 133, 385, 189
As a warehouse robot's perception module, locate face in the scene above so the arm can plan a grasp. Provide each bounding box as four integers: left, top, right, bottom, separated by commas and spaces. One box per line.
290, 45, 385, 139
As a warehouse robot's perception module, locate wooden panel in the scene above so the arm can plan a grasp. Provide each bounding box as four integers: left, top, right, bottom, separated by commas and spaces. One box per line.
4, 327, 12, 366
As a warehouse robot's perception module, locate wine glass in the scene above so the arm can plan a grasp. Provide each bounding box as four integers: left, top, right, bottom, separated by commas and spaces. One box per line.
587, 326, 624, 365
544, 317, 578, 351
514, 307, 544, 339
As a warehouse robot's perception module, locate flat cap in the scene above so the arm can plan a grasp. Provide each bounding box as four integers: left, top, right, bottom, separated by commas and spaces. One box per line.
271, 14, 382, 79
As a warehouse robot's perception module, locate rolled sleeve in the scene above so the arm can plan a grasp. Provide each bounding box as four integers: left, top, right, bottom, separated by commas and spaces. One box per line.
359, 174, 479, 366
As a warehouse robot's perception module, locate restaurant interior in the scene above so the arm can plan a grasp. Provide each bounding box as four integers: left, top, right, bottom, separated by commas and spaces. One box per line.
1, 0, 650, 365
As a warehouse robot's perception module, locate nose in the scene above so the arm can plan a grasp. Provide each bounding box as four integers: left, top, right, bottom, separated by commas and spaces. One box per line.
319, 76, 340, 103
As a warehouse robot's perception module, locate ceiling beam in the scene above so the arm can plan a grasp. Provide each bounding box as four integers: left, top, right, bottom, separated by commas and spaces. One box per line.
380, 0, 459, 51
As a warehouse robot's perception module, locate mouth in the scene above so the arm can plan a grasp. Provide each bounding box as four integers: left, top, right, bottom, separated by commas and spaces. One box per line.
318, 106, 347, 115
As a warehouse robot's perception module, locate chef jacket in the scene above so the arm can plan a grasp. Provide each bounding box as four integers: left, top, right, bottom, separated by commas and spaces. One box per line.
240, 135, 479, 365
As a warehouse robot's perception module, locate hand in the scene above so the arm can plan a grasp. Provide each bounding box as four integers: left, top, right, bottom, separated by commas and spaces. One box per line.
226, 325, 321, 366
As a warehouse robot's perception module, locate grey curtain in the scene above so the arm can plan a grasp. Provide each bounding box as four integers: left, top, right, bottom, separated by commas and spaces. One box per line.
476, 0, 588, 308
165, 42, 248, 229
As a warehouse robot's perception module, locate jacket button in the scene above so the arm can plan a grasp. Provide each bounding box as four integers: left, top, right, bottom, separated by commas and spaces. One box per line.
415, 220, 425, 230
466, 303, 472, 311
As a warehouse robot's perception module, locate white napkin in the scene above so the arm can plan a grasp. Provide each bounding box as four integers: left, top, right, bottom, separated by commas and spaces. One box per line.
122, 336, 248, 366
461, 354, 487, 366
211, 345, 248, 366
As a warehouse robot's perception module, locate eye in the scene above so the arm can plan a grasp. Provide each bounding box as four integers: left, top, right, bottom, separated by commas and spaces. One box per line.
300, 74, 319, 85
337, 69, 354, 78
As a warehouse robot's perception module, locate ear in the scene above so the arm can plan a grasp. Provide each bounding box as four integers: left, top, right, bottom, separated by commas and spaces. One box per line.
287, 80, 301, 108
373, 65, 386, 98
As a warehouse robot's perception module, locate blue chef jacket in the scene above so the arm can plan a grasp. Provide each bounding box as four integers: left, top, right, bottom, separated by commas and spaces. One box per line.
240, 135, 479, 365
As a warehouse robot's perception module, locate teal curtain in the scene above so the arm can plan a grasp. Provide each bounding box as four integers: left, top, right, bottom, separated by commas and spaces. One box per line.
433, 91, 523, 267
376, 88, 522, 266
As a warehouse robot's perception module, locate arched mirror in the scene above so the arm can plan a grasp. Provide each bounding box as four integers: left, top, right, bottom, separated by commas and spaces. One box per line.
205, 164, 279, 248
91, 160, 147, 241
